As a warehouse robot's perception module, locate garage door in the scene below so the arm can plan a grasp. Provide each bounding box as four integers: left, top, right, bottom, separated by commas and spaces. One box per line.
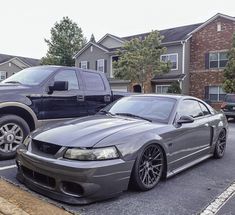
111, 85, 128, 92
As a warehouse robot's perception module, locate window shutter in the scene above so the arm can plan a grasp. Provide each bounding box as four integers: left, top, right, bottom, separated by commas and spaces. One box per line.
95, 61, 97, 70
205, 53, 209, 69
79, 62, 81, 68
104, 60, 107, 73
87, 61, 89, 69
204, 86, 209, 100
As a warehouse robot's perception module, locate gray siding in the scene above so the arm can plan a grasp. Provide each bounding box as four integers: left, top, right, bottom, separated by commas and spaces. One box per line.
0, 62, 22, 78
75, 45, 112, 78
164, 44, 183, 74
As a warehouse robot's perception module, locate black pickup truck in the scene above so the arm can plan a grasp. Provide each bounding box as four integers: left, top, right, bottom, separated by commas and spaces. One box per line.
0, 66, 126, 159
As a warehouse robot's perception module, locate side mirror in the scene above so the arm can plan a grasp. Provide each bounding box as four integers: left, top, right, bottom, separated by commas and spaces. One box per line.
177, 115, 194, 124
49, 81, 68, 93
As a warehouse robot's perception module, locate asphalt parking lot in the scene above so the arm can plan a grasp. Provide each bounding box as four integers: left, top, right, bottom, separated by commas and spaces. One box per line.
0, 121, 235, 215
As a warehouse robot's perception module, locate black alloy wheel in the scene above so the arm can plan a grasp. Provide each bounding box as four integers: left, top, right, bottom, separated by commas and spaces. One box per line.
131, 144, 164, 191
214, 130, 226, 159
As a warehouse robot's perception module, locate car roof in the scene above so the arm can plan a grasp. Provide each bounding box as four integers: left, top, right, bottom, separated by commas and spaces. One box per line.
129, 94, 195, 100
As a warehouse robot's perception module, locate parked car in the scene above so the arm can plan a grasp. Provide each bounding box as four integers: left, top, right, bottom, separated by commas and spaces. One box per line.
0, 66, 126, 159
221, 94, 235, 120
16, 95, 228, 204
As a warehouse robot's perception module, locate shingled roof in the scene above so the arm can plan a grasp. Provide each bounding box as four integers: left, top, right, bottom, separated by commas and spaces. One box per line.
0, 53, 40, 66
122, 23, 202, 43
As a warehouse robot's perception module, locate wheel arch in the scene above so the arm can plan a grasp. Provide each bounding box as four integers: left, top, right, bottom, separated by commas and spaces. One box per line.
0, 102, 38, 131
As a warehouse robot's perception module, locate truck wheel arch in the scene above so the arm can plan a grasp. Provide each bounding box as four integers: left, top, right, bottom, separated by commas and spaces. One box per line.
0, 102, 38, 131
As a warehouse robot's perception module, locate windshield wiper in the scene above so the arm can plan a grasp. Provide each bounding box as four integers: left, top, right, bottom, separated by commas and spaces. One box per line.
98, 110, 116, 116
116, 113, 152, 122
4, 81, 22, 84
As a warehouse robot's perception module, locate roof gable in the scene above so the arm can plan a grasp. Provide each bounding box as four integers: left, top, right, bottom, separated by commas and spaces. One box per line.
187, 13, 235, 36
98, 33, 124, 45
73, 42, 110, 58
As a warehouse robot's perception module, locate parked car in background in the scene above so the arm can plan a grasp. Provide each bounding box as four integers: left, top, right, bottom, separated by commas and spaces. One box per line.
221, 94, 235, 120
16, 95, 228, 204
0, 66, 126, 159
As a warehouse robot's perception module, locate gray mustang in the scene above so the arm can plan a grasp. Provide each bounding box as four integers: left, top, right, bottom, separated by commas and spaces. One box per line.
16, 95, 228, 204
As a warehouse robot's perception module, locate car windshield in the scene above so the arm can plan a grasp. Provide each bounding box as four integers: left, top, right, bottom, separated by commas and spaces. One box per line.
105, 96, 176, 123
225, 95, 235, 103
2, 67, 56, 85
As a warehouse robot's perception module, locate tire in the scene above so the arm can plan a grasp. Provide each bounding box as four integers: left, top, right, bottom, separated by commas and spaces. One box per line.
0, 115, 30, 160
214, 129, 227, 159
130, 144, 164, 191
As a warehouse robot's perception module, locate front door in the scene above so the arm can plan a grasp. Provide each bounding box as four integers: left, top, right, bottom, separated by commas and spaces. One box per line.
168, 99, 211, 170
41, 69, 87, 119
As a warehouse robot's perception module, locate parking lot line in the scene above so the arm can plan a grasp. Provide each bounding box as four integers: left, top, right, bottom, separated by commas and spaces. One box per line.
0, 165, 16, 171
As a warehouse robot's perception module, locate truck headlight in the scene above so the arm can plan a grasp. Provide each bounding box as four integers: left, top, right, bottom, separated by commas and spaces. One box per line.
23, 135, 32, 148
64, 146, 119, 161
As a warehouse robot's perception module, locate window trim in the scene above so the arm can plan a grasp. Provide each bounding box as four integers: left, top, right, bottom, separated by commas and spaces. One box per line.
155, 84, 171, 94
80, 61, 88, 69
209, 52, 228, 69
0, 71, 7, 81
208, 85, 226, 102
97, 59, 105, 73
160, 53, 178, 71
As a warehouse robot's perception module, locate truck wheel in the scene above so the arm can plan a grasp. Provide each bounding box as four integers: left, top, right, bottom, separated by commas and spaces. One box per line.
0, 115, 30, 160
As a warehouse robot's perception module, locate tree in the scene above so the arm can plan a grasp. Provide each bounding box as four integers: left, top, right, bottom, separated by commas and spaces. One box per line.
113, 31, 170, 92
223, 34, 235, 93
167, 81, 182, 94
41, 17, 86, 66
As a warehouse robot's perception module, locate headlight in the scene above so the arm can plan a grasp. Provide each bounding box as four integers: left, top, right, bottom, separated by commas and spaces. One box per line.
23, 135, 32, 148
64, 146, 119, 161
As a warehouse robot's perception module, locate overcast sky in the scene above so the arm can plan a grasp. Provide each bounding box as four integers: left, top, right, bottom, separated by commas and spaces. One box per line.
0, 0, 235, 59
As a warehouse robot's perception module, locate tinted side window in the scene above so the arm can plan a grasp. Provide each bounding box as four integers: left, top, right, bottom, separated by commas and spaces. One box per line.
82, 72, 105, 91
199, 102, 210, 116
54, 70, 79, 90
178, 100, 203, 118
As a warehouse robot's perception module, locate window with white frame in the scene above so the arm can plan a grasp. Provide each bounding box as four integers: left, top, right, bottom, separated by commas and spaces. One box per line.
160, 53, 178, 70
208, 86, 226, 101
80, 61, 88, 69
209, 52, 228, 69
155, 85, 170, 94
97, 59, 105, 72
0, 71, 7, 81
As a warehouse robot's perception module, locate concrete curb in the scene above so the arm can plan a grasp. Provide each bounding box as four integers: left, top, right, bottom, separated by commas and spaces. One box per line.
0, 179, 72, 215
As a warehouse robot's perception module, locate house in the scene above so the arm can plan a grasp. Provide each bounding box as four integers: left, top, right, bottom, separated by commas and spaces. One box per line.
74, 13, 235, 107
0, 54, 40, 81
188, 13, 235, 109
74, 24, 202, 93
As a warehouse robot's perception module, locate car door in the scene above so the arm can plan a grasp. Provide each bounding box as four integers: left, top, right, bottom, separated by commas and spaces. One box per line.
41, 69, 87, 119
169, 99, 212, 169
80, 70, 111, 115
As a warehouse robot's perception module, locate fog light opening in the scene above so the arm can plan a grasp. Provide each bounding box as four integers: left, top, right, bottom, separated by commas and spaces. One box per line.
61, 181, 84, 197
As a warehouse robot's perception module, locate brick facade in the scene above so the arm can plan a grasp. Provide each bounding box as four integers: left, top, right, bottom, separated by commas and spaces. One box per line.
189, 17, 235, 109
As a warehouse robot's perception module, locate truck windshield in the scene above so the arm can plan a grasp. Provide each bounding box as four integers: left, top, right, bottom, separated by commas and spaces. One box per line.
2, 67, 56, 85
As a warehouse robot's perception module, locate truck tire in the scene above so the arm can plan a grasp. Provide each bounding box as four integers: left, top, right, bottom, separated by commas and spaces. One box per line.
0, 115, 30, 160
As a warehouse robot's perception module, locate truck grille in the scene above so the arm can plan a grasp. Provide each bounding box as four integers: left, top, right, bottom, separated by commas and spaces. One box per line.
32, 140, 61, 155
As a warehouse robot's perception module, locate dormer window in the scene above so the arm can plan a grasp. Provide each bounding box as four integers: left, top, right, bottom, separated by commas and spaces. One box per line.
217, 22, 222, 32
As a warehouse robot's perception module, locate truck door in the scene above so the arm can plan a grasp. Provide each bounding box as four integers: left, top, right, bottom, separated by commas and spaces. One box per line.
42, 69, 87, 119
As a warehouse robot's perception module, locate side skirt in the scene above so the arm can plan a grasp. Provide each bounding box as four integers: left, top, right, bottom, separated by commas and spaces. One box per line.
166, 154, 213, 178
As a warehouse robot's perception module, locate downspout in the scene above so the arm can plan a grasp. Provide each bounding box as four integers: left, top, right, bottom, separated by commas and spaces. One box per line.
180, 40, 186, 93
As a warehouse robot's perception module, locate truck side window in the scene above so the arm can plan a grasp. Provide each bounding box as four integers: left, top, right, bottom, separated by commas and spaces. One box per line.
54, 70, 79, 90
82, 72, 105, 91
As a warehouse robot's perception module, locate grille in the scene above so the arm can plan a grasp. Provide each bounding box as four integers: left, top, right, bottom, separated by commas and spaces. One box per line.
22, 166, 56, 188
33, 140, 61, 155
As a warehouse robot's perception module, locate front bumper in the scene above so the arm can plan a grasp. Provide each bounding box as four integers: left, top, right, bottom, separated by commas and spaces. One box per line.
16, 147, 134, 204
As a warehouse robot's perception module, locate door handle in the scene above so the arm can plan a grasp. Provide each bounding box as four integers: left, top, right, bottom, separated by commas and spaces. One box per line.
77, 95, 85, 102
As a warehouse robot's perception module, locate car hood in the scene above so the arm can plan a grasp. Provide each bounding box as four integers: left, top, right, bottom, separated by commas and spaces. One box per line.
32, 115, 152, 148
0, 83, 31, 92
